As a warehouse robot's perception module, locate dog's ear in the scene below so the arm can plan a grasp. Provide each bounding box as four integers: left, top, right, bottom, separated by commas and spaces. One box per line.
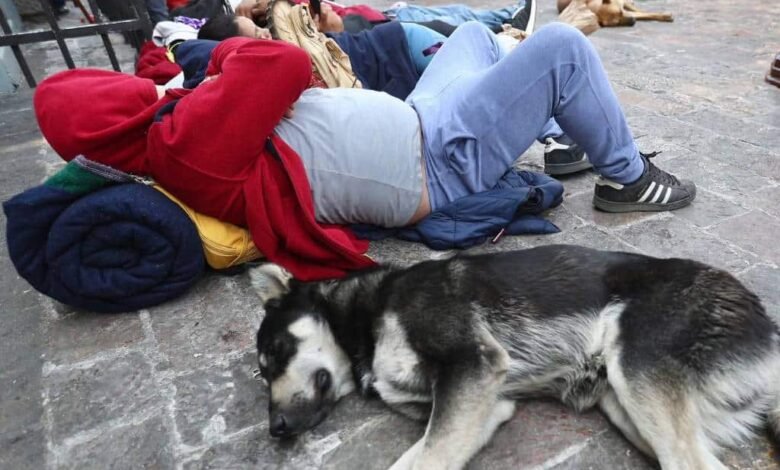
249, 263, 293, 304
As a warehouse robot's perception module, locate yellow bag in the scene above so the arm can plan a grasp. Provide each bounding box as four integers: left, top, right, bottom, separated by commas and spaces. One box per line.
268, 0, 361, 89
153, 186, 263, 270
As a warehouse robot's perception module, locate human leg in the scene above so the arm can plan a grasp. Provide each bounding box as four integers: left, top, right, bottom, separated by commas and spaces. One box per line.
389, 4, 516, 30
411, 22, 693, 212
399, 23, 447, 75
537, 119, 592, 176
409, 22, 640, 205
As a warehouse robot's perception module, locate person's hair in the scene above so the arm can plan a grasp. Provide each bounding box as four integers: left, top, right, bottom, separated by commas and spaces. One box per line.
197, 14, 240, 41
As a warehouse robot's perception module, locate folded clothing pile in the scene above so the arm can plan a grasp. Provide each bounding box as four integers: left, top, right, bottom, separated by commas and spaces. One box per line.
3, 159, 205, 313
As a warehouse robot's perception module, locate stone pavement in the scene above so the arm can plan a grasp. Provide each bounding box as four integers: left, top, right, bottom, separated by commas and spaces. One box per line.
1, 0, 778, 468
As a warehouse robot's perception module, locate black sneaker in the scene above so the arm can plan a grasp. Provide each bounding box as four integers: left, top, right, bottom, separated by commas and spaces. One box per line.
510, 0, 537, 33
544, 135, 592, 175
593, 152, 696, 212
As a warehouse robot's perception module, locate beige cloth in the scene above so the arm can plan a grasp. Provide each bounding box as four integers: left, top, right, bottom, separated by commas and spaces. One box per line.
268, 0, 361, 89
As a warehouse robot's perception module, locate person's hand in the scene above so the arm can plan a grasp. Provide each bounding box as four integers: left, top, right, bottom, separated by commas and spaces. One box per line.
236, 0, 269, 23
256, 27, 272, 40
284, 104, 295, 119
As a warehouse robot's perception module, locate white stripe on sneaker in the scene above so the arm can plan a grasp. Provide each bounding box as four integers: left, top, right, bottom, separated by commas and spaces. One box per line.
650, 184, 666, 203
544, 138, 571, 153
638, 181, 656, 203
526, 0, 537, 34
661, 187, 672, 204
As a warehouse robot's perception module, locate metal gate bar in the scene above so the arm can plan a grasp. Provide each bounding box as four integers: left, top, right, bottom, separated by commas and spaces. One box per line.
0, 4, 37, 86
0, 0, 152, 87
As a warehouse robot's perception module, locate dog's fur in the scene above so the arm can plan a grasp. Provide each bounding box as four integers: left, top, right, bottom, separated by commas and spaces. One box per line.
558, 0, 673, 27
252, 245, 780, 470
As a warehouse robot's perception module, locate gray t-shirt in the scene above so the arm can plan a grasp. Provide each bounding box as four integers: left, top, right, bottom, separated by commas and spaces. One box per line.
275, 88, 423, 227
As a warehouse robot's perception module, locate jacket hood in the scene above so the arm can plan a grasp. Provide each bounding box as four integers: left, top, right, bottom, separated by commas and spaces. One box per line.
34, 69, 164, 174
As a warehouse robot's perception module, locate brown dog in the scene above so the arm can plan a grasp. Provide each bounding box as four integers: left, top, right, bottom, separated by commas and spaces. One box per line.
558, 0, 673, 27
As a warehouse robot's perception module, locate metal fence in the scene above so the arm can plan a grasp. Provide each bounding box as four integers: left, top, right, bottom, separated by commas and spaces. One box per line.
0, 0, 153, 87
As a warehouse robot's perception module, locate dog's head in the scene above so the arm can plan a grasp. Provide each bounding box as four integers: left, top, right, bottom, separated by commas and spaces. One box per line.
593, 0, 636, 27
251, 264, 355, 438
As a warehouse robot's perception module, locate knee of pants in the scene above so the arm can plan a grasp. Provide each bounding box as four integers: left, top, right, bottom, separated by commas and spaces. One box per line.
533, 22, 590, 54
450, 21, 501, 58
453, 20, 495, 39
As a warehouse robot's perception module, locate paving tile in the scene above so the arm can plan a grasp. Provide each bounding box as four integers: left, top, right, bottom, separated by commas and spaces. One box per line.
710, 211, 780, 265
146, 275, 261, 372
56, 416, 175, 470
614, 216, 754, 271
366, 238, 437, 265
321, 413, 422, 470
752, 185, 780, 218
182, 425, 345, 470
173, 352, 267, 448
0, 369, 46, 470
0, 108, 40, 139
0, 367, 45, 435
673, 188, 750, 229
42, 305, 145, 365
43, 351, 162, 443
473, 401, 614, 469
0, 89, 35, 114
555, 171, 599, 198
0, 424, 46, 470
0, 252, 46, 470
549, 429, 654, 469
680, 107, 780, 148
0, 130, 48, 159
738, 265, 780, 324
659, 154, 776, 202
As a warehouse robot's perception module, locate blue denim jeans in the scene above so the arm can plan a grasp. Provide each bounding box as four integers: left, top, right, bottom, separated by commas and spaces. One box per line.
386, 4, 516, 30
407, 22, 643, 209
399, 23, 447, 74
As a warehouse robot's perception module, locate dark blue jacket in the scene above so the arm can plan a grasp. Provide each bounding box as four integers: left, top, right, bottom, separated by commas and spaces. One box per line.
353, 170, 564, 250
329, 22, 420, 100
173, 39, 219, 89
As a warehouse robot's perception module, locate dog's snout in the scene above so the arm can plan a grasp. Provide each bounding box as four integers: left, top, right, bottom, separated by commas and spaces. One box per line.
269, 413, 288, 437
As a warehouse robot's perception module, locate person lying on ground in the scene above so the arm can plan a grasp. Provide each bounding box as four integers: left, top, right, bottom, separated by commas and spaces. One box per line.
235, 0, 523, 34
36, 22, 696, 241
197, 10, 586, 175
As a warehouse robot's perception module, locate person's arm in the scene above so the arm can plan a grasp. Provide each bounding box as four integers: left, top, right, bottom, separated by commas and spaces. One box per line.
235, 0, 269, 22
156, 37, 312, 170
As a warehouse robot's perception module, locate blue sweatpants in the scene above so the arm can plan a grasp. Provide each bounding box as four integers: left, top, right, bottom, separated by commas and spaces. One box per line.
407, 22, 643, 209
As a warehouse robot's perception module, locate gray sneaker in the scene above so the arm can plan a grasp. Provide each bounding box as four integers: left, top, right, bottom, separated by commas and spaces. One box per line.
593, 152, 696, 212
544, 135, 592, 176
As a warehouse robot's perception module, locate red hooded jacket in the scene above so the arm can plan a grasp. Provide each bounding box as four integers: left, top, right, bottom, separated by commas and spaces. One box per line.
34, 38, 375, 280
135, 41, 182, 85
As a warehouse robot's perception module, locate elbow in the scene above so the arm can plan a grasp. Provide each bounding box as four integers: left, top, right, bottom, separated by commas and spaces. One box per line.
284, 45, 313, 86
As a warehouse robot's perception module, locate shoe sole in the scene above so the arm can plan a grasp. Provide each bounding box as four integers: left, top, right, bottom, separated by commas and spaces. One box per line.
544, 157, 593, 176
592, 191, 696, 213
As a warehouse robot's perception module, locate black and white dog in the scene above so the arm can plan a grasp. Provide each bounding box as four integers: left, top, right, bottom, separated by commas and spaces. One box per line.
250, 245, 780, 470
